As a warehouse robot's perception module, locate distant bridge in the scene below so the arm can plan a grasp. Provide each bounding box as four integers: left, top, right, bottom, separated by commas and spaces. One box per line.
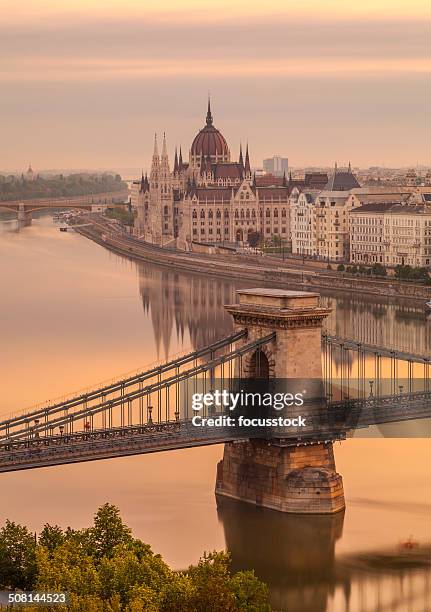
0, 190, 129, 220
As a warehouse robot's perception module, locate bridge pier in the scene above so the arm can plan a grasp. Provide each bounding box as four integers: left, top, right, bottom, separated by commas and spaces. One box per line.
216, 288, 345, 514
17, 203, 32, 224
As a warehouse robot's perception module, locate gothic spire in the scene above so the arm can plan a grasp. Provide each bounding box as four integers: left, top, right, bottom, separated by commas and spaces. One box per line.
178, 146, 183, 170
239, 144, 244, 168
173, 147, 178, 173
161, 132, 168, 158
244, 144, 251, 174
153, 133, 159, 158
206, 96, 213, 126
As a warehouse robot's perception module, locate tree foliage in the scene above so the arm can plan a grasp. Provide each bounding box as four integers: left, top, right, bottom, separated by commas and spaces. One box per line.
0, 505, 273, 612
0, 173, 127, 202
0, 521, 37, 589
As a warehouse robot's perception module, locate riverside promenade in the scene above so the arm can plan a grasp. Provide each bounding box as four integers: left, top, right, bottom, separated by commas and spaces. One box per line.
74, 215, 431, 302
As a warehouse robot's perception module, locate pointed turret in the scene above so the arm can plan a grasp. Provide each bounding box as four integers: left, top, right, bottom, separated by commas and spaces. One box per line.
282, 171, 287, 187
239, 144, 244, 168
244, 144, 251, 175
150, 133, 160, 189
161, 132, 168, 160
160, 132, 170, 177
173, 147, 179, 173
348, 161, 352, 173
178, 146, 183, 171
152, 133, 159, 159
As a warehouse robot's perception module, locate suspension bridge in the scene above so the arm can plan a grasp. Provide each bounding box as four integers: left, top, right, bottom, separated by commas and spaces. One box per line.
1, 288, 430, 514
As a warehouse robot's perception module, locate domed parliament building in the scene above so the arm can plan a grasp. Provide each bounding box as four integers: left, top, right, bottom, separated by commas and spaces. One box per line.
132, 101, 311, 250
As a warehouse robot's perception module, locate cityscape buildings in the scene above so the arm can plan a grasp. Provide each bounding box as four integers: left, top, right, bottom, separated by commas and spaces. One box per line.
132, 102, 431, 268
263, 156, 289, 177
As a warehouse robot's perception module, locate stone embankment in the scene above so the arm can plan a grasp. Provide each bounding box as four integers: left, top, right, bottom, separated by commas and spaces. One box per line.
75, 220, 431, 302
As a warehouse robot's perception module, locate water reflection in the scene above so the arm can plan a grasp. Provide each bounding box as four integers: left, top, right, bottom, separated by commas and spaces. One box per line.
217, 496, 344, 612
323, 294, 431, 356
134, 259, 431, 360
137, 263, 242, 356
218, 496, 431, 612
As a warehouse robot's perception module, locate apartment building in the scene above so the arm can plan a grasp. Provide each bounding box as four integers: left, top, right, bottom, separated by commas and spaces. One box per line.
350, 203, 431, 267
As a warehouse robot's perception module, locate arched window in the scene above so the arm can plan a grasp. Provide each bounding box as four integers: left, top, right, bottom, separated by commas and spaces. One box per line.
266, 209, 270, 218
274, 208, 278, 218
192, 209, 197, 219
208, 209, 213, 219
281, 208, 287, 218
246, 209, 250, 218
235, 210, 239, 219
224, 210, 229, 219
200, 209, 205, 219
164, 205, 168, 215
252, 209, 256, 218
240, 209, 245, 218
216, 209, 221, 219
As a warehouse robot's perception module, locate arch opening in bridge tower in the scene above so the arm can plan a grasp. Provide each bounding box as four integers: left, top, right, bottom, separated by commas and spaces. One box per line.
248, 348, 270, 380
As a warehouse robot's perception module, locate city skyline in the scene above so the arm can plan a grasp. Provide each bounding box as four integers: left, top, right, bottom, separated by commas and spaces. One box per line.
1, 1, 431, 169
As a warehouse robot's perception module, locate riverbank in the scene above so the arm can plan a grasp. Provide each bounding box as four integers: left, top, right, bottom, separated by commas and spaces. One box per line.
74, 217, 431, 303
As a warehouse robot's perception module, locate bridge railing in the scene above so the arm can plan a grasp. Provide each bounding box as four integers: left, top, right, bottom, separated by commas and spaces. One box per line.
0, 331, 276, 443
0, 330, 247, 440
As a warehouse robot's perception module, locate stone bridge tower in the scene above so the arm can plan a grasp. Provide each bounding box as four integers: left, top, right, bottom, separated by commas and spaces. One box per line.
215, 288, 345, 514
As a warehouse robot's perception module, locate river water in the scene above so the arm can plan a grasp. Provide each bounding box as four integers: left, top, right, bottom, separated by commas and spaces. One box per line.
2, 215, 431, 612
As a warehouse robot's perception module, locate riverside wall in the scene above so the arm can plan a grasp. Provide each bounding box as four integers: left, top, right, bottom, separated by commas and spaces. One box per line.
75, 222, 431, 302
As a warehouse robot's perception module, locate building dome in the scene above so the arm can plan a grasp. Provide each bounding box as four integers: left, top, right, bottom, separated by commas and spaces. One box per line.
190, 101, 230, 166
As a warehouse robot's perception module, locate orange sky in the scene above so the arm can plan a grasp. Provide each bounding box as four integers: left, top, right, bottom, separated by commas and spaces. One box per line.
1, 1, 430, 170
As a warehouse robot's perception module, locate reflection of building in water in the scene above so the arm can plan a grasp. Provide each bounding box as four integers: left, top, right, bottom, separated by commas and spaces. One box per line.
138, 263, 246, 357
137, 258, 431, 359
217, 496, 344, 612
218, 496, 431, 612
323, 294, 431, 354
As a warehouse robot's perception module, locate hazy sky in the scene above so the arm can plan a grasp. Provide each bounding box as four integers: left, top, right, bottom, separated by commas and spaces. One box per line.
1, 0, 431, 172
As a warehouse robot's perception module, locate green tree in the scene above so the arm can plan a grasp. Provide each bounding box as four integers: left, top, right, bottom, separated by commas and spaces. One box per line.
1, 506, 274, 611
0, 520, 37, 589
187, 551, 239, 612
247, 231, 262, 248
90, 504, 133, 560
230, 570, 272, 612
98, 545, 171, 604
38, 524, 65, 553
159, 573, 196, 612
337, 264, 345, 272
36, 540, 100, 595
371, 263, 387, 277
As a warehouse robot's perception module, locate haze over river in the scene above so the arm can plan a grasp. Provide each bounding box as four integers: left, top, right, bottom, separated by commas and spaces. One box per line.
2, 214, 431, 611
